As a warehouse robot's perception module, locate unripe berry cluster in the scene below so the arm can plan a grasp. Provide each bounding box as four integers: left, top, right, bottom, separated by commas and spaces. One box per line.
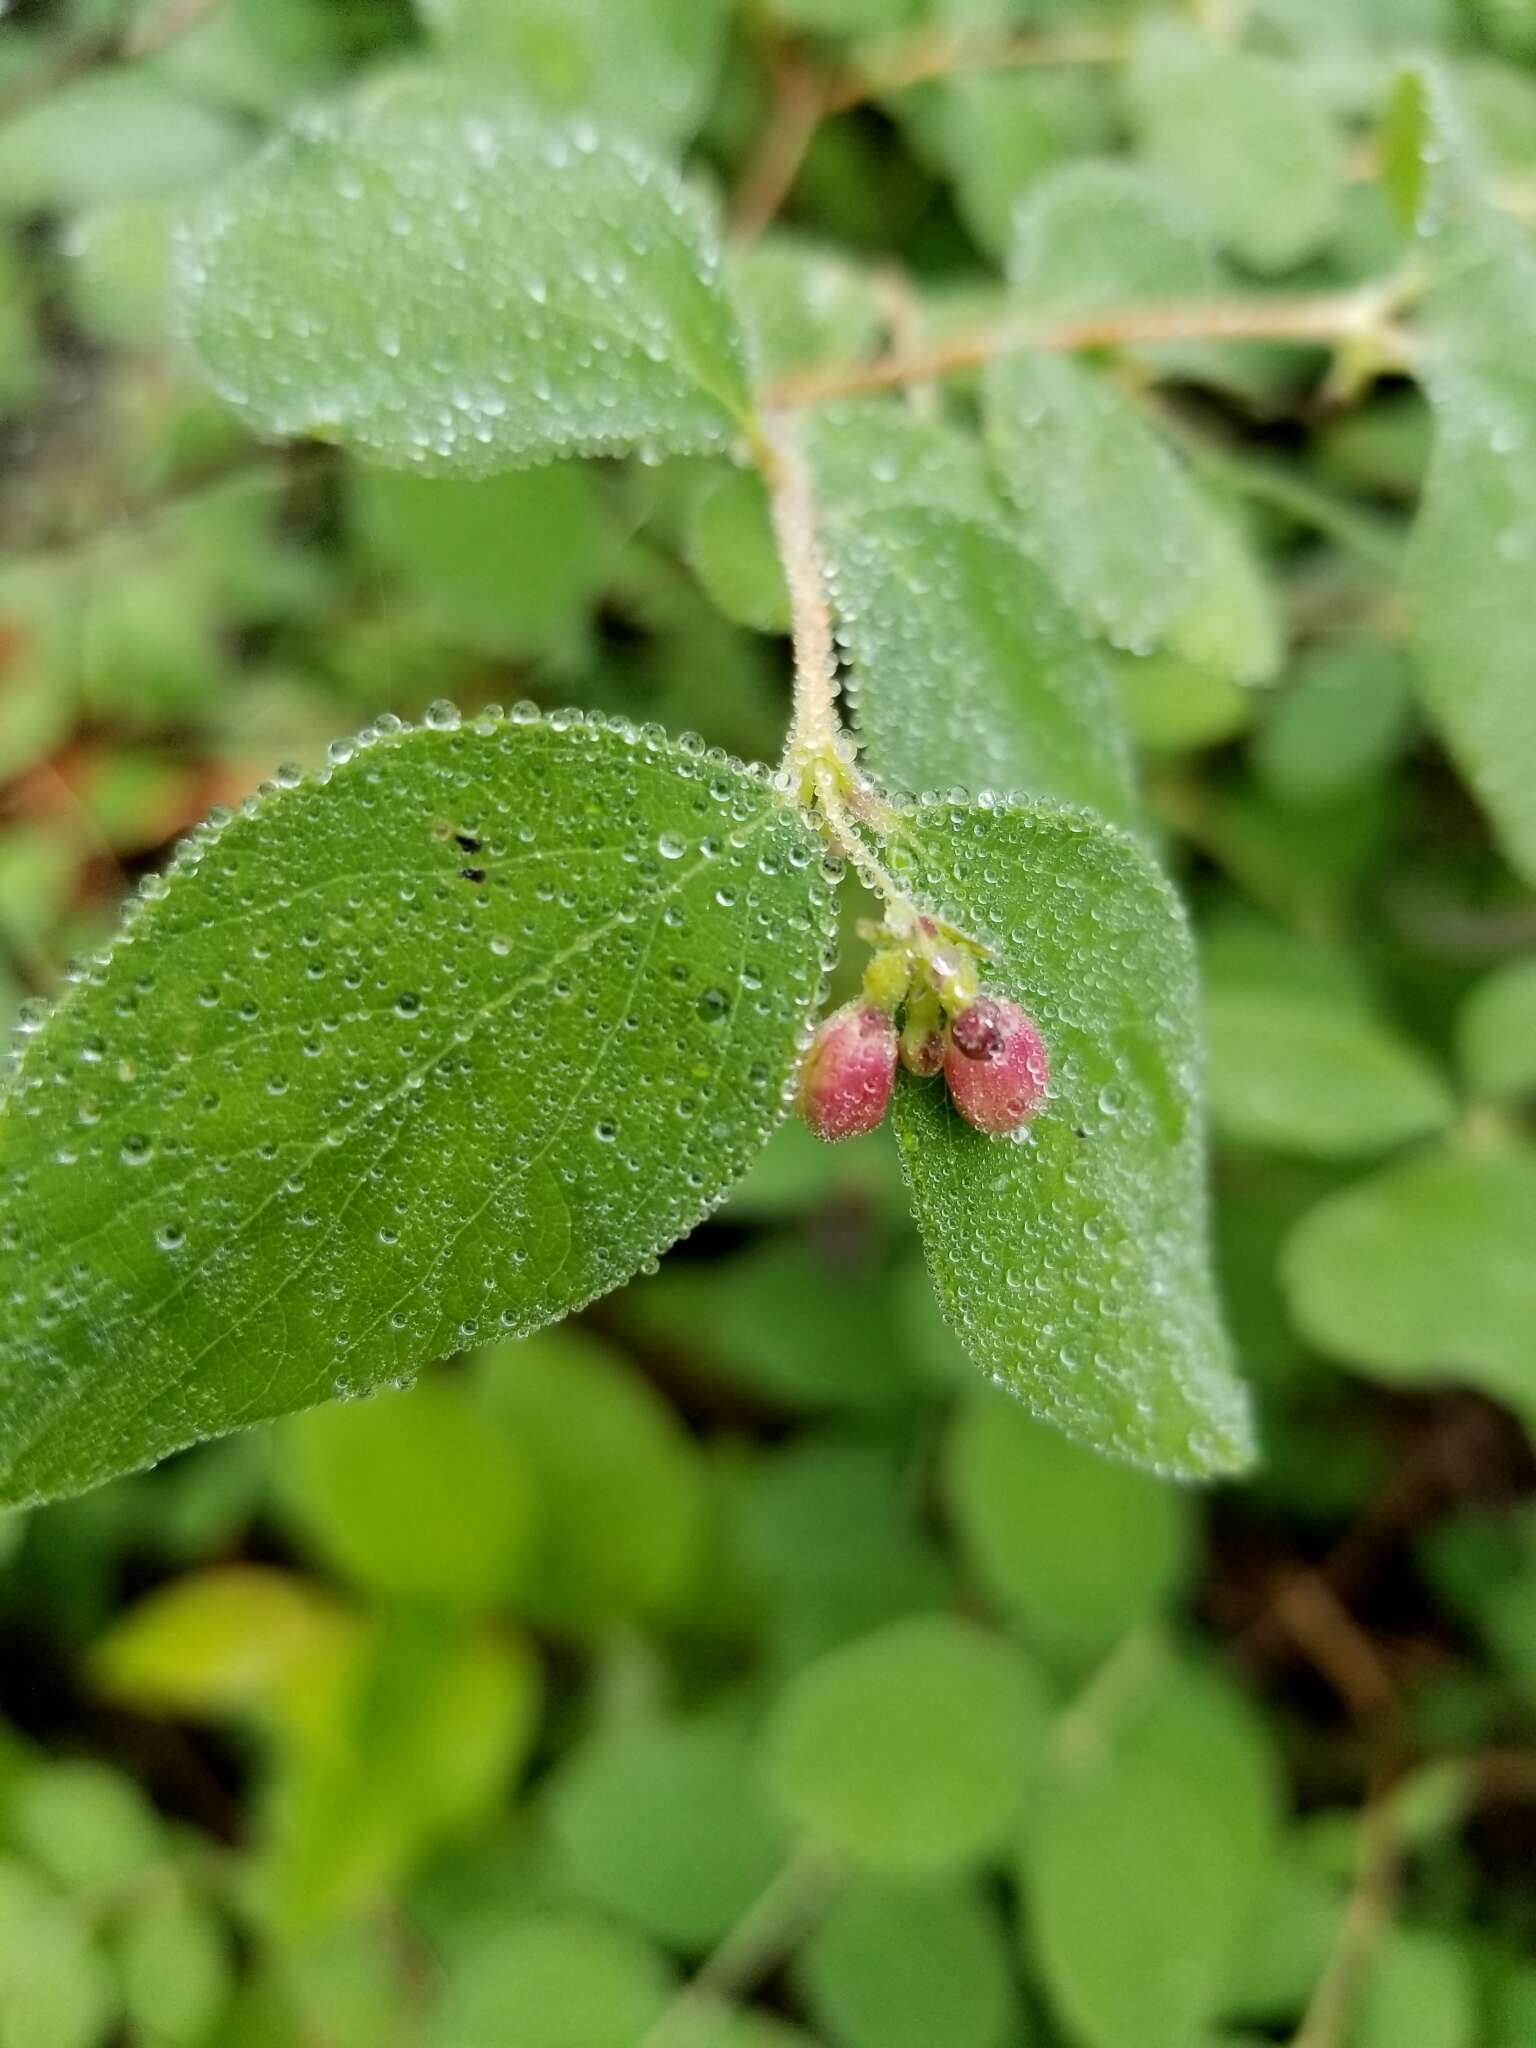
798, 920, 1048, 1144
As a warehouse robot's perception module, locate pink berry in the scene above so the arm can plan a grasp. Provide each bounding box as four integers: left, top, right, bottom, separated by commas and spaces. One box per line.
944, 997, 1048, 1135
799, 1001, 898, 1143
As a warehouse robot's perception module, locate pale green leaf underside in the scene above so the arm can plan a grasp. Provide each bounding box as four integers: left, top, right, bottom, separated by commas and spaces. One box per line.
825, 506, 1138, 827
417, 0, 730, 150
176, 84, 750, 478
0, 717, 833, 1506
886, 801, 1253, 1479
985, 349, 1278, 683
1403, 64, 1536, 886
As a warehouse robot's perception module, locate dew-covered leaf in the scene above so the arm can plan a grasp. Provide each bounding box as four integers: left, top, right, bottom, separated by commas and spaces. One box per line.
1128, 17, 1346, 273
1008, 157, 1231, 385
809, 401, 998, 527
985, 349, 1279, 683
176, 84, 752, 477
1401, 65, 1536, 885
1281, 1144, 1536, 1416
885, 800, 1253, 1479
727, 235, 885, 385
824, 505, 1138, 825
416, 0, 731, 149
0, 714, 834, 1506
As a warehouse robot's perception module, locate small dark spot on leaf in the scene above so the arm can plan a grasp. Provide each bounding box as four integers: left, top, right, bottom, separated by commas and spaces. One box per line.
454, 831, 482, 854
460, 866, 487, 885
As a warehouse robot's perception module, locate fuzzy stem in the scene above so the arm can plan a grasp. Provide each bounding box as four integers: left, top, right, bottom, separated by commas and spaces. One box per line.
822, 26, 1128, 111
754, 414, 910, 908
636, 1842, 843, 2048
765, 277, 1419, 409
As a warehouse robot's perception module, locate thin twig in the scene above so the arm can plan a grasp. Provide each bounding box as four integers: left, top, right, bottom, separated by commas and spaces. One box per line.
0, 0, 223, 126
1268, 1571, 1400, 1726
1291, 1792, 1402, 2048
757, 413, 843, 766
636, 1842, 843, 2048
765, 282, 1416, 408
730, 48, 830, 242
823, 26, 1128, 112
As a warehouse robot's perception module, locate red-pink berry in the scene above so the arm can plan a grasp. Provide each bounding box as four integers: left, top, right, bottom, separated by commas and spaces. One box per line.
799, 1001, 898, 1143
944, 997, 1048, 1135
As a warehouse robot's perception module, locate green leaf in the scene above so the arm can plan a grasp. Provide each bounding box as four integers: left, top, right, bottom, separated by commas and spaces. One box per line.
1250, 643, 1413, 809
763, 1613, 1050, 1872
1008, 157, 1231, 385
0, 1862, 118, 2048
416, 0, 731, 148
177, 85, 751, 477
550, 1713, 789, 1949
1021, 1661, 1279, 2048
1202, 920, 1454, 1159
1128, 18, 1345, 273
474, 1329, 707, 1630
727, 236, 885, 385
943, 1387, 1191, 1673
267, 1611, 541, 1930
1349, 1929, 1477, 2048
349, 463, 611, 660
735, 1436, 952, 1669
0, 72, 244, 217
90, 1566, 351, 1716
11, 1763, 164, 1892
824, 506, 1138, 826
796, 1873, 1018, 2048
986, 350, 1279, 683
1281, 1144, 1536, 1415
0, 714, 834, 1506
885, 800, 1253, 1479
809, 401, 997, 526
906, 70, 1118, 262
1402, 65, 1536, 885
686, 466, 791, 637
274, 1377, 537, 1608
117, 1882, 231, 2047
1458, 955, 1536, 1100
428, 1912, 674, 2048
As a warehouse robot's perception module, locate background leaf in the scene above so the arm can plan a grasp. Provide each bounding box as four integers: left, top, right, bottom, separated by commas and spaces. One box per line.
0, 716, 833, 1505
415, 0, 731, 149
178, 85, 751, 476
1128, 18, 1345, 273
1281, 1144, 1536, 1418
763, 1613, 1050, 1873
1021, 1659, 1279, 2048
886, 800, 1253, 1478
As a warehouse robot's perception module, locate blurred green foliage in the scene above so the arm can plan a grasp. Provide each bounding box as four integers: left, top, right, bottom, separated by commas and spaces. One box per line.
0, 0, 1534, 2044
